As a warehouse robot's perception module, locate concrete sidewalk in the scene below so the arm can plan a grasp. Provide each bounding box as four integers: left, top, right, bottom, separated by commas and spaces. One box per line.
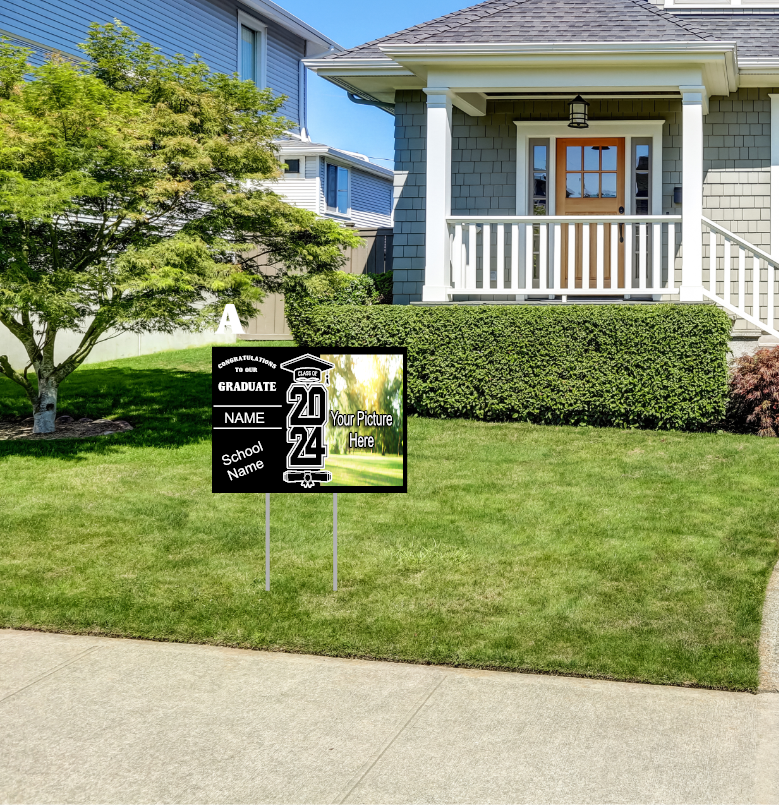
1, 630, 778, 804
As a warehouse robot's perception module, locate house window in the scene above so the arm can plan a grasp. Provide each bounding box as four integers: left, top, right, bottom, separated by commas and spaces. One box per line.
528, 139, 549, 288
284, 159, 301, 174
326, 163, 349, 214
238, 13, 266, 87
529, 139, 549, 215
632, 140, 651, 215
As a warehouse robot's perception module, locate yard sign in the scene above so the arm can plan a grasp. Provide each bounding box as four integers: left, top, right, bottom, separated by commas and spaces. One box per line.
211, 347, 407, 589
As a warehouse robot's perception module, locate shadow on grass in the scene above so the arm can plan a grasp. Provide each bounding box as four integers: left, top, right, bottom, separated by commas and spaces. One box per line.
0, 367, 211, 461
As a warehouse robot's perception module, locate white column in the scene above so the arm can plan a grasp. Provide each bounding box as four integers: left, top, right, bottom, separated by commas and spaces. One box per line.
422, 88, 453, 302
770, 94, 779, 258
679, 86, 707, 301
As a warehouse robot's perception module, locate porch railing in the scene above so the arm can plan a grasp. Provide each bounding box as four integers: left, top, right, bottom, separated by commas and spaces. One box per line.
701, 217, 779, 339
448, 215, 683, 297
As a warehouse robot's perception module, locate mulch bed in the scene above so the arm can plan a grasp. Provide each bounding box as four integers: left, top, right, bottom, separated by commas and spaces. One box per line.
0, 415, 134, 441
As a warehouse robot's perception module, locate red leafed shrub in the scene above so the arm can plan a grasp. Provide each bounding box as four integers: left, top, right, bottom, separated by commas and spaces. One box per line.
729, 346, 779, 436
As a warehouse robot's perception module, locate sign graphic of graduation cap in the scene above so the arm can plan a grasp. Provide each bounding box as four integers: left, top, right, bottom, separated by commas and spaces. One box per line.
280, 354, 335, 385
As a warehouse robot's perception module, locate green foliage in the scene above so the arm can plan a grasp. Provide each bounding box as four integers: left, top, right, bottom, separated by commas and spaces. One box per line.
0, 23, 360, 422
288, 303, 732, 430
728, 346, 779, 436
303, 270, 380, 306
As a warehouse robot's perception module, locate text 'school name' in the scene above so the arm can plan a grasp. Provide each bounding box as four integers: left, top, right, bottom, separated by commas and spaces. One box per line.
330, 410, 394, 427
217, 381, 277, 391
222, 440, 264, 480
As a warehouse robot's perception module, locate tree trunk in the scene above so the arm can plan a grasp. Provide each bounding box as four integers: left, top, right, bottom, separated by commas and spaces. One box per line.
33, 375, 59, 434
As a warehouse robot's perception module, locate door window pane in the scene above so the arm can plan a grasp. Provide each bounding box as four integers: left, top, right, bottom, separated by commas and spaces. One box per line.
241, 26, 256, 83
533, 145, 547, 171
635, 173, 649, 198
584, 146, 600, 171
566, 174, 582, 198
566, 146, 582, 171
601, 146, 617, 171
601, 173, 617, 198
533, 173, 547, 197
583, 173, 599, 198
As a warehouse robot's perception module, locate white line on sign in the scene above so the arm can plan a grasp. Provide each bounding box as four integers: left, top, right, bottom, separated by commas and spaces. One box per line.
212, 427, 283, 430
212, 405, 283, 408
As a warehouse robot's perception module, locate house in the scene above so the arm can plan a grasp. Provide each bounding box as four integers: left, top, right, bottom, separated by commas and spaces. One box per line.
0, 0, 342, 138
270, 141, 393, 229
305, 0, 779, 351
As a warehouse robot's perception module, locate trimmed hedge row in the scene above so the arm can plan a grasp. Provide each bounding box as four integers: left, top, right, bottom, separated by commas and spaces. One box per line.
288, 303, 732, 430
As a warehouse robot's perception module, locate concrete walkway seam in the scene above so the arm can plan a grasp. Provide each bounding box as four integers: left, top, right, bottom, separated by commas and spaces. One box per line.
759, 557, 779, 693
332, 673, 447, 805
0, 644, 101, 706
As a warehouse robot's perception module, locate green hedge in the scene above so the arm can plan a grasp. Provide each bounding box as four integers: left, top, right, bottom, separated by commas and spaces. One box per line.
288, 303, 732, 430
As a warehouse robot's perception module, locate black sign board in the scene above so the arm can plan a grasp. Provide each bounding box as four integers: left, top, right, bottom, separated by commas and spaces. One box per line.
212, 347, 407, 493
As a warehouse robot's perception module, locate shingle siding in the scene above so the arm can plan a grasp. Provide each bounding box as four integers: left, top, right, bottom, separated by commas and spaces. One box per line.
392, 90, 427, 304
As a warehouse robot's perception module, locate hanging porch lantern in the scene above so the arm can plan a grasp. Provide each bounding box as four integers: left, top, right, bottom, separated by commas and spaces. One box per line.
568, 94, 589, 129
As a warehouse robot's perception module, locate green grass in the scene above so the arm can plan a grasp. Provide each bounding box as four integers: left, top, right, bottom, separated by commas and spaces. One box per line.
325, 454, 404, 486
1, 344, 778, 691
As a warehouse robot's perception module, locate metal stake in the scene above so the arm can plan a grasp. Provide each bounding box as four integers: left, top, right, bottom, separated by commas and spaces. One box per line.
265, 493, 270, 591
333, 493, 338, 591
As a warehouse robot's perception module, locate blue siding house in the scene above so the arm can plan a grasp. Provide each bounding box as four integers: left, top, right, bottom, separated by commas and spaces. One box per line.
0, 0, 339, 136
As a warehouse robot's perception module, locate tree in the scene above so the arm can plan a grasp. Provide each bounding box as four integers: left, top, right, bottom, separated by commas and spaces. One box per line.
0, 24, 361, 432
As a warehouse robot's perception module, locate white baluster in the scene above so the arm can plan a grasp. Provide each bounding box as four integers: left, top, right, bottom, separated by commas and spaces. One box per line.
610, 223, 618, 290
496, 224, 505, 289
638, 223, 647, 291
553, 223, 562, 292
568, 224, 576, 290
596, 223, 604, 290
769, 262, 776, 331
511, 224, 519, 290
723, 238, 731, 303
452, 224, 462, 291
738, 247, 746, 311
582, 224, 590, 289
624, 223, 633, 290
708, 229, 717, 293
539, 224, 548, 291
668, 223, 676, 289
525, 224, 533, 291
483, 223, 491, 290
467, 224, 477, 291
652, 223, 661, 291
753, 255, 760, 320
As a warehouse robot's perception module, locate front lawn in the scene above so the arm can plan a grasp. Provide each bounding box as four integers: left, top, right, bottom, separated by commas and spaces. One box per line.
1, 345, 777, 691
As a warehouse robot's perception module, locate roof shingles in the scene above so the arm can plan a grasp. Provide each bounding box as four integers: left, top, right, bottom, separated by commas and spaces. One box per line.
325, 0, 718, 61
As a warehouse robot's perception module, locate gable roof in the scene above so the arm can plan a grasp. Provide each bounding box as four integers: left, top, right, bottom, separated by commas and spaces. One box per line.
324, 0, 717, 61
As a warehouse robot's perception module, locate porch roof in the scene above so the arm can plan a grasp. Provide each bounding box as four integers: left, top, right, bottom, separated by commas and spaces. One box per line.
322, 0, 716, 62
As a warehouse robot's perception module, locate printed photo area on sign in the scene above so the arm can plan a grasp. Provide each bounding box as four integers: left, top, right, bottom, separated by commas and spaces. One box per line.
321, 353, 404, 488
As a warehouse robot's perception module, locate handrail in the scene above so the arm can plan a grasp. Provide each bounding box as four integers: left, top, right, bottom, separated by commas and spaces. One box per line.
702, 216, 779, 269
447, 215, 682, 224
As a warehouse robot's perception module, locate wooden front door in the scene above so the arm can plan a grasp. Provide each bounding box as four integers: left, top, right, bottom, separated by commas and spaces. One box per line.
556, 138, 625, 289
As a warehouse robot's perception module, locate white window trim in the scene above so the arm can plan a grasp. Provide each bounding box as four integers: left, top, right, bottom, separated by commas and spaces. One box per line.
282, 155, 303, 175
237, 10, 268, 89
324, 160, 351, 217
514, 120, 663, 216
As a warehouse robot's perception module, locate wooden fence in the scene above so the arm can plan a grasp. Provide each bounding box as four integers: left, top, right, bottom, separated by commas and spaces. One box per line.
243, 228, 393, 340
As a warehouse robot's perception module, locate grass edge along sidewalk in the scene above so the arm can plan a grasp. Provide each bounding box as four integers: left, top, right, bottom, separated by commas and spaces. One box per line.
1, 344, 778, 692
